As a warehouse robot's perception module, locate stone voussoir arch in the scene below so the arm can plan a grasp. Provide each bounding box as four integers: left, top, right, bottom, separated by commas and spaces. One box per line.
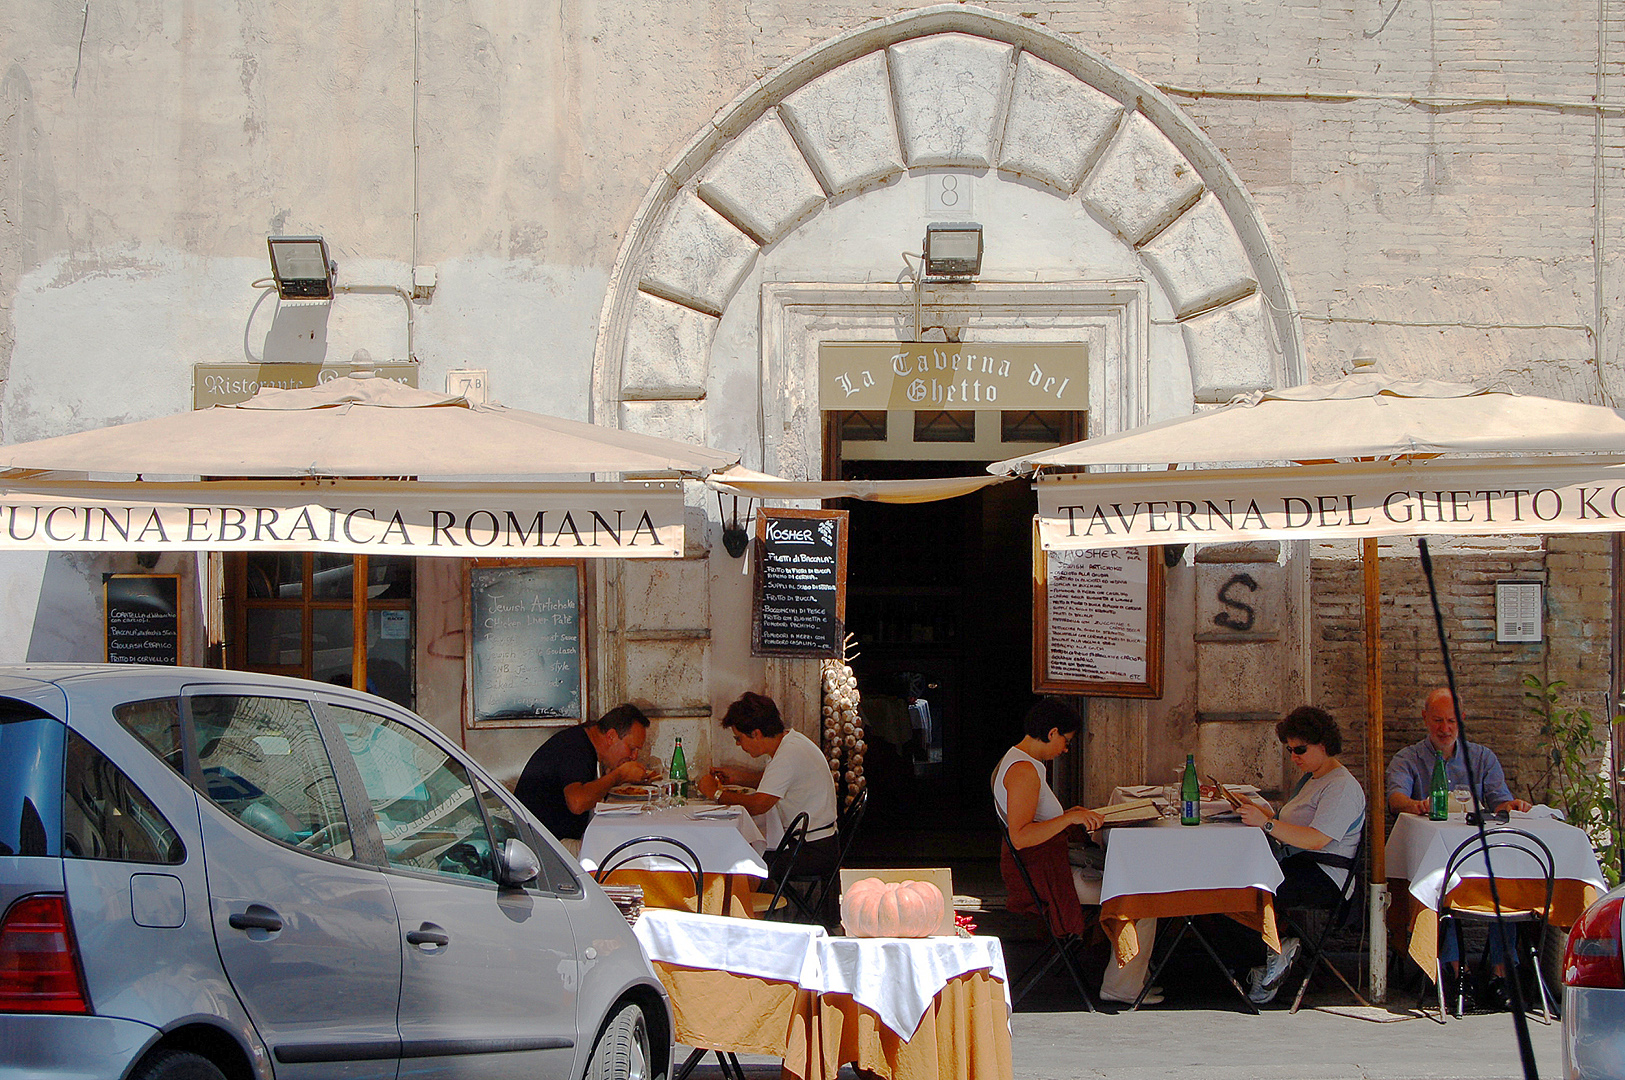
591, 3, 1305, 451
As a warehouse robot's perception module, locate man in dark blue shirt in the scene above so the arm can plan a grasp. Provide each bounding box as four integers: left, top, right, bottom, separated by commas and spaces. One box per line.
515, 704, 652, 849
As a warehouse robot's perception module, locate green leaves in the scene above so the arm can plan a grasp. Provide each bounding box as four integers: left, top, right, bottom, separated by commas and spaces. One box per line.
1525, 673, 1618, 886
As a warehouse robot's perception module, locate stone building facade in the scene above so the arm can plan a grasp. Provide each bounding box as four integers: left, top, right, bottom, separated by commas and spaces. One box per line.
0, 2, 1617, 825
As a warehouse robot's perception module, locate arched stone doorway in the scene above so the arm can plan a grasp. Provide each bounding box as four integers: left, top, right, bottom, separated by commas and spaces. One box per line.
590, 5, 1307, 811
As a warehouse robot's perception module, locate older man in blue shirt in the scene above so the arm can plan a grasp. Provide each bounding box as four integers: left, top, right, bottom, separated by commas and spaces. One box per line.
1386, 687, 1533, 1012
1386, 688, 1533, 818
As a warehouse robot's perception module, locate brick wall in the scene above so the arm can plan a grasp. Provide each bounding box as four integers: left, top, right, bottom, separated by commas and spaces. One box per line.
1311, 535, 1611, 816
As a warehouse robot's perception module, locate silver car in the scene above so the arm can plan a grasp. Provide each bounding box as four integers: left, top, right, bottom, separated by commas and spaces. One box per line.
1562, 879, 1625, 1079
0, 664, 670, 1080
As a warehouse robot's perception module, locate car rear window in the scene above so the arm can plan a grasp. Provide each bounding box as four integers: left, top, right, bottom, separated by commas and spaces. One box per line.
62, 730, 184, 864
0, 700, 64, 858
113, 697, 184, 774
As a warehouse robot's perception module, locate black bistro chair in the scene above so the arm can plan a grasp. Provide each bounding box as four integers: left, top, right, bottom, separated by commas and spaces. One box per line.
998, 824, 1097, 1011
784, 788, 870, 928
754, 812, 811, 921
591, 834, 704, 910
1428, 826, 1558, 1023
1277, 830, 1371, 1013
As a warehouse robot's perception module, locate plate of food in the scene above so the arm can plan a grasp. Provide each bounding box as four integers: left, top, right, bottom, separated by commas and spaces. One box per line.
718, 784, 754, 796
608, 783, 659, 800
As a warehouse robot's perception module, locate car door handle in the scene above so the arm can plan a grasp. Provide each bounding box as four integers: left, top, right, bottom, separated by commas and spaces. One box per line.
228, 904, 284, 933
406, 924, 450, 947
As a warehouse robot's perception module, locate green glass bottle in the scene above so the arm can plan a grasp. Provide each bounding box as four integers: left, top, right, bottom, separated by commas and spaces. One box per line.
670, 737, 690, 801
1181, 753, 1201, 826
1429, 754, 1449, 820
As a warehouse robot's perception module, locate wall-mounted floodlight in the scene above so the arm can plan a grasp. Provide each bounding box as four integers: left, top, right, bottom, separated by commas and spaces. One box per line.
923, 222, 983, 278
267, 236, 336, 300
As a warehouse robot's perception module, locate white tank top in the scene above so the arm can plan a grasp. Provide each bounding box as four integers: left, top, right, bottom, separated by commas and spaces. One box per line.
992, 746, 1064, 825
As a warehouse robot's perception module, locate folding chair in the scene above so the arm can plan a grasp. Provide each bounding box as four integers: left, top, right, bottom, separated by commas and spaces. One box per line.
1429, 826, 1558, 1022
592, 834, 705, 908
1278, 831, 1371, 1013
754, 812, 812, 921
785, 788, 869, 927
1000, 826, 1097, 1011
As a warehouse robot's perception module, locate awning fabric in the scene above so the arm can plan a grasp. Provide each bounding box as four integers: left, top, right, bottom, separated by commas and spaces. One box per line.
1036, 456, 1625, 550
0, 479, 687, 558
706, 466, 1009, 504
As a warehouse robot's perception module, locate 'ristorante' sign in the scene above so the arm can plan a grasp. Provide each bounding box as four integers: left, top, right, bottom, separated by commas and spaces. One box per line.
0, 480, 685, 557
819, 342, 1087, 410
1037, 456, 1625, 550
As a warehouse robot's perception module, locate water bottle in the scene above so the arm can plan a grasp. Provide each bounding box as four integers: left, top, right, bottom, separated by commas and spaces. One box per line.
1429, 754, 1449, 820
670, 737, 690, 802
1181, 753, 1201, 826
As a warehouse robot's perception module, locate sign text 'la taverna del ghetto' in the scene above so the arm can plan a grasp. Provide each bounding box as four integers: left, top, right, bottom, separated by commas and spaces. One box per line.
819, 342, 1088, 411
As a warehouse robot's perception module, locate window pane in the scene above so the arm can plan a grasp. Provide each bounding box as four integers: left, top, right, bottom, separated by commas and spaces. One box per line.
63, 731, 184, 864
0, 711, 62, 857
311, 554, 354, 600
837, 411, 888, 442
365, 611, 413, 707
247, 553, 303, 599
245, 609, 303, 667
310, 609, 355, 688
190, 695, 352, 859
913, 411, 975, 442
114, 698, 184, 774
329, 706, 495, 883
367, 556, 414, 600
1000, 410, 1065, 443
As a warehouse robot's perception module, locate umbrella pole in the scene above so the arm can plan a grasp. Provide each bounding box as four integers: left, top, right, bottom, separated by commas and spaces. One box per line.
1363, 536, 1389, 1003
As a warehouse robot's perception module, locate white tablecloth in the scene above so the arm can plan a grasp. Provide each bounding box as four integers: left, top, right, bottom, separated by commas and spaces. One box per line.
633, 909, 1010, 1040
578, 803, 769, 877
1386, 813, 1606, 911
1099, 820, 1284, 903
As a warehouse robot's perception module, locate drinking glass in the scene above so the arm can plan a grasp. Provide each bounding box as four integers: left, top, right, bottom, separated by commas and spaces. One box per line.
1451, 785, 1472, 815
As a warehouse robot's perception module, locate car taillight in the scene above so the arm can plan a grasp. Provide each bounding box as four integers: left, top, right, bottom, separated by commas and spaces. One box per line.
0, 894, 90, 1013
1565, 894, 1625, 990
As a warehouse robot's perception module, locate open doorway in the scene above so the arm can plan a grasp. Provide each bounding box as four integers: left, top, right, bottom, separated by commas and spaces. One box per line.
837, 459, 1039, 837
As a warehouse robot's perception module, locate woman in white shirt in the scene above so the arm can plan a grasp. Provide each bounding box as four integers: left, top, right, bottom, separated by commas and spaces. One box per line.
1237, 705, 1365, 1004
994, 698, 1159, 1006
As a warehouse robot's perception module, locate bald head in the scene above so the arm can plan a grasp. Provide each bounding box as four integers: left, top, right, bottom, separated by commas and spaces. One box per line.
1422, 688, 1459, 755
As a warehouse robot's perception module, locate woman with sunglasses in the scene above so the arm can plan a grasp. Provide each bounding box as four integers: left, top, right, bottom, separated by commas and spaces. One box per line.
1236, 705, 1366, 1003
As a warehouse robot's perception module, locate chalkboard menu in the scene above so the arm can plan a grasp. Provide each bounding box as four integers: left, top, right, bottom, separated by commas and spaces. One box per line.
752, 508, 848, 658
1033, 537, 1164, 698
104, 574, 181, 666
466, 562, 587, 728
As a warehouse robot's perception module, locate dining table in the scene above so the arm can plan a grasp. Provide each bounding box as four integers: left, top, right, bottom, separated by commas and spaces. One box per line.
633, 908, 1013, 1080
578, 800, 770, 917
1385, 812, 1607, 974
1097, 816, 1285, 1010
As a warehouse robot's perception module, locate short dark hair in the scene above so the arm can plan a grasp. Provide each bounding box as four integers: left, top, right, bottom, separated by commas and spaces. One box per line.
1022, 698, 1082, 740
721, 692, 784, 737
593, 703, 649, 737
1277, 705, 1340, 756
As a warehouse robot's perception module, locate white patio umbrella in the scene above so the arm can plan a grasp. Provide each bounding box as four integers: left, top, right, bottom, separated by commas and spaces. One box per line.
0, 376, 741, 560
988, 359, 1625, 1002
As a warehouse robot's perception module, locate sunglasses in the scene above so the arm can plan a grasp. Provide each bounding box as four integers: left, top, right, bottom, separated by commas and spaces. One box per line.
1285, 744, 1311, 755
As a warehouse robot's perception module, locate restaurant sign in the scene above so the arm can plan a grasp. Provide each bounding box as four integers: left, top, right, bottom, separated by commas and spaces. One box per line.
0, 480, 684, 557
1037, 456, 1625, 550
818, 342, 1087, 411
193, 363, 418, 408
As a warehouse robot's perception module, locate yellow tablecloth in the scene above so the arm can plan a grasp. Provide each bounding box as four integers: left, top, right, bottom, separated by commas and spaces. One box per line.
1101, 887, 1280, 966
652, 961, 1012, 1080
1392, 877, 1598, 974
596, 868, 758, 918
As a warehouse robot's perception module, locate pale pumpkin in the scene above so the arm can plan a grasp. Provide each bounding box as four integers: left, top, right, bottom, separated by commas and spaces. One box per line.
840, 877, 943, 938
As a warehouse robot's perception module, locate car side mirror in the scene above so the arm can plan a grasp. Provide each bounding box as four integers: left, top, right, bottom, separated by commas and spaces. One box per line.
497, 838, 541, 887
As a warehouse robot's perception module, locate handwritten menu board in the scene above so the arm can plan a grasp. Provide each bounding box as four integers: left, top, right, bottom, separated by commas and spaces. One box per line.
104, 574, 181, 665
752, 508, 848, 658
466, 562, 587, 728
1033, 539, 1164, 697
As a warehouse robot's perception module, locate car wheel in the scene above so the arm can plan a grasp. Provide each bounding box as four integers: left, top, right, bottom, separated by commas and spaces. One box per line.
131, 1049, 228, 1080
587, 1002, 651, 1080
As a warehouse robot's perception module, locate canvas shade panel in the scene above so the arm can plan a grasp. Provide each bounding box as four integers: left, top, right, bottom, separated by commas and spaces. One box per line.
1036, 456, 1625, 550
0, 480, 686, 557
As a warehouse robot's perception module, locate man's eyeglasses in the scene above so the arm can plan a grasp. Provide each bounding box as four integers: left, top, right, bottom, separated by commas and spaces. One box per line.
1285, 744, 1311, 756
